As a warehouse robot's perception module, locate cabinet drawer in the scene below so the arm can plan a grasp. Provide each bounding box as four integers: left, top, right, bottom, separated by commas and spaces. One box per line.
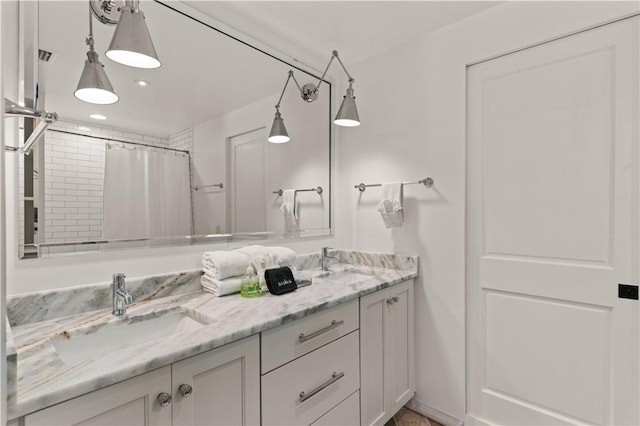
311, 391, 360, 426
261, 299, 358, 373
262, 331, 360, 426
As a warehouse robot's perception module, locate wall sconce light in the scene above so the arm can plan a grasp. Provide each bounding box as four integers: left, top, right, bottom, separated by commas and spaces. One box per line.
74, 4, 119, 105
268, 50, 360, 143
105, 0, 161, 69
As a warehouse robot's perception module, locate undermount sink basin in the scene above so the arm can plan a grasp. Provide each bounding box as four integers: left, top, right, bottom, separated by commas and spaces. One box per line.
51, 310, 207, 364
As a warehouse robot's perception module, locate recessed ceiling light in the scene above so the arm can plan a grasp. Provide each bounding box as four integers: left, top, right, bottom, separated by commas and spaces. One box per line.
135, 80, 149, 87
77, 126, 92, 131
89, 114, 107, 120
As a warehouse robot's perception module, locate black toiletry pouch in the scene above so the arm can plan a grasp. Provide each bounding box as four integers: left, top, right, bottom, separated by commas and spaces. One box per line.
264, 266, 297, 295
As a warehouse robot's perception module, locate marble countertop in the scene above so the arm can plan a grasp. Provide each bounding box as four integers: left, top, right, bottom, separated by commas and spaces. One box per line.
7, 251, 418, 419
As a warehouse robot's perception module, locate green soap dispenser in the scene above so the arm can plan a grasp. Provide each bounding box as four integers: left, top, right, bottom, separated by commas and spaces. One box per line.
241, 266, 261, 298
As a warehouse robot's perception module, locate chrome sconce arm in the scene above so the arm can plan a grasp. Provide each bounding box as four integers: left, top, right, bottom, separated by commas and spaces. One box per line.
4, 98, 58, 155
274, 70, 303, 111
268, 50, 360, 143
306, 50, 355, 101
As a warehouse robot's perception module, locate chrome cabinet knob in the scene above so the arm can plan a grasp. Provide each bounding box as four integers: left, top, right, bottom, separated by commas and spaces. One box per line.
157, 392, 172, 407
392, 296, 399, 303
179, 384, 193, 398
386, 298, 394, 305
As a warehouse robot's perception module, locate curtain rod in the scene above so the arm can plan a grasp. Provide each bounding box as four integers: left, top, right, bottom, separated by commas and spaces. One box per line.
47, 128, 190, 155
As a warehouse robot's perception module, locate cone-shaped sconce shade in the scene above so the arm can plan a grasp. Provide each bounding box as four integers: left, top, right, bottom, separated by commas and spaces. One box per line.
268, 109, 290, 143
334, 85, 360, 127
106, 5, 161, 69
74, 50, 119, 105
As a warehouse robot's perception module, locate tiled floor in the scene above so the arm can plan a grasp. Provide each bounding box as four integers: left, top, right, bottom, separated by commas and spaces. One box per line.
384, 407, 444, 426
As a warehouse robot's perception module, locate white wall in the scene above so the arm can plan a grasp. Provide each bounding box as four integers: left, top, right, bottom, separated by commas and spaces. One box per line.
337, 1, 639, 421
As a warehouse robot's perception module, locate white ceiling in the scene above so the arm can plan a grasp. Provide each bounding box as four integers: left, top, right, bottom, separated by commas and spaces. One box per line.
39, 1, 502, 138
185, 1, 504, 68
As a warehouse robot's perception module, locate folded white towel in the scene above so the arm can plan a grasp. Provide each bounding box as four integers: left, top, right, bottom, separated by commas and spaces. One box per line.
376, 182, 404, 228
201, 274, 245, 296
280, 189, 297, 226
202, 250, 251, 280
235, 245, 271, 260
270, 246, 297, 266
236, 245, 297, 267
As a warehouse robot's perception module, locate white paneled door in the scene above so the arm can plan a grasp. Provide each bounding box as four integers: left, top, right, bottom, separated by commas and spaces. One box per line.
467, 16, 639, 426
229, 128, 266, 233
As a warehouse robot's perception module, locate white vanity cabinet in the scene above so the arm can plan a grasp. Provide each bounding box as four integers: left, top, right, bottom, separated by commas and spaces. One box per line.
23, 366, 173, 426
261, 300, 361, 426
23, 335, 260, 426
171, 335, 260, 426
360, 280, 415, 426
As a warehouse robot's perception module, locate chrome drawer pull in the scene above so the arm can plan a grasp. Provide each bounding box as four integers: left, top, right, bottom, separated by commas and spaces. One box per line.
298, 320, 344, 343
299, 371, 345, 402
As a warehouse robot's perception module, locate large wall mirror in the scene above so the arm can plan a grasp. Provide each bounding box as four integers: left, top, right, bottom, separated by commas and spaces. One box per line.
20, 1, 332, 258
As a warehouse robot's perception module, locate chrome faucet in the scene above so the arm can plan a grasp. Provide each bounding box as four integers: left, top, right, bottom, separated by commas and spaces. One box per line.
321, 247, 339, 271
112, 273, 133, 317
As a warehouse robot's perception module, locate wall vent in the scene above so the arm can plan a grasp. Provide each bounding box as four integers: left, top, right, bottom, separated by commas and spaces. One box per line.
38, 49, 55, 63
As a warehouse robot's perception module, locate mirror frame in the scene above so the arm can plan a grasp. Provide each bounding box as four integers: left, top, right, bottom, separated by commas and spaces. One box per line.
19, 0, 334, 258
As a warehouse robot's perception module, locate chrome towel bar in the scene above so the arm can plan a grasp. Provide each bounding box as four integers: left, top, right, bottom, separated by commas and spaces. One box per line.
273, 186, 323, 196
354, 177, 434, 192
193, 183, 224, 191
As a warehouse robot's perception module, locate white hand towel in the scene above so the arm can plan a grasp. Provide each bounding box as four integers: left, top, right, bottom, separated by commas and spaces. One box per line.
376, 182, 404, 228
201, 274, 245, 296
279, 189, 297, 226
201, 250, 251, 280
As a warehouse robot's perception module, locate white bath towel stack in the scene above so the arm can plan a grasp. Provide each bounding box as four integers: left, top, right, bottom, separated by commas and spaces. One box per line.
376, 182, 404, 228
201, 250, 251, 280
280, 189, 297, 226
201, 245, 298, 296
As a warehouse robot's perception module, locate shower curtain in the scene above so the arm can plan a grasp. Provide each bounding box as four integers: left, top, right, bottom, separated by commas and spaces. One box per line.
103, 143, 192, 240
